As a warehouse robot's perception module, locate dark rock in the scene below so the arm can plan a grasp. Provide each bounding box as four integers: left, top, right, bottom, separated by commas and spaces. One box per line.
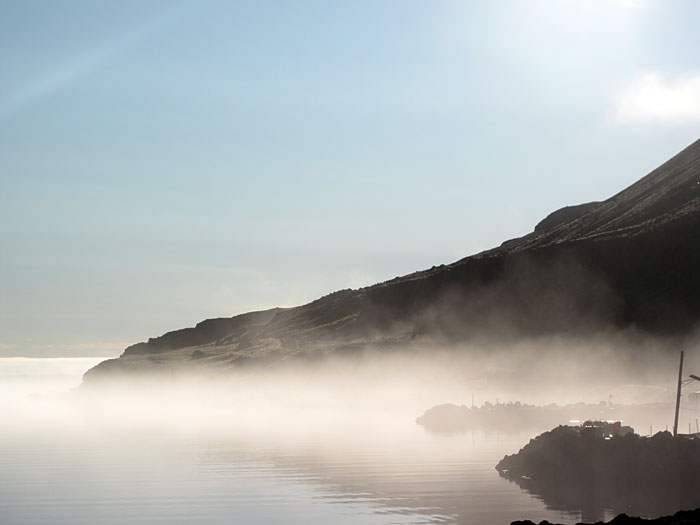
510, 507, 700, 525
534, 202, 601, 233
498, 426, 700, 520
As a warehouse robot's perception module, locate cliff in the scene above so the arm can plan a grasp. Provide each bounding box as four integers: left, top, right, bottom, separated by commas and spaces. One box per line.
84, 138, 700, 382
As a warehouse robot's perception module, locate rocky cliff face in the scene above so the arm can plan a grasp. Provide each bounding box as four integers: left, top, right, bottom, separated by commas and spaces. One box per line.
533, 202, 601, 233
84, 139, 700, 382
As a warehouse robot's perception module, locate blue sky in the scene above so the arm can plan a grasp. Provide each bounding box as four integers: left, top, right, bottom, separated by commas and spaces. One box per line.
2, 0, 700, 356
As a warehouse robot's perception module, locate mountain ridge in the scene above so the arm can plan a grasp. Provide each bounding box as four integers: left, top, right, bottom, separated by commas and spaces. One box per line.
84, 139, 700, 382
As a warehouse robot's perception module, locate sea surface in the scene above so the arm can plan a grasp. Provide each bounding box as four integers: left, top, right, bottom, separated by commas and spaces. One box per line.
0, 358, 612, 525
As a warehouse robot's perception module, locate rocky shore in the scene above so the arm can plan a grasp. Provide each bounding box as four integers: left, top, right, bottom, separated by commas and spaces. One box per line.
498, 426, 700, 519
512, 507, 700, 525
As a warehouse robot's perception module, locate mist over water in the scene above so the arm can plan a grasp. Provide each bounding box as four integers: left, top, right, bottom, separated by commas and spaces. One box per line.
2, 338, 697, 525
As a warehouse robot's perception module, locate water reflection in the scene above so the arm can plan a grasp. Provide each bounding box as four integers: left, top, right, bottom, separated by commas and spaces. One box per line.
1, 358, 684, 525
194, 429, 582, 525
499, 460, 700, 523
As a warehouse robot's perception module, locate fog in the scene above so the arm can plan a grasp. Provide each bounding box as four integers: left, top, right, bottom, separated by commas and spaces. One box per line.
5, 334, 697, 441
2, 336, 699, 524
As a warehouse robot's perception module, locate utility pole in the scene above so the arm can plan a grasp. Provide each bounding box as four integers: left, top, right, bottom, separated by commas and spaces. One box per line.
673, 351, 684, 437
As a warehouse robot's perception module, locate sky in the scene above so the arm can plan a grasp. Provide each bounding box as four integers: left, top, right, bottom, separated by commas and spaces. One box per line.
1, 0, 700, 357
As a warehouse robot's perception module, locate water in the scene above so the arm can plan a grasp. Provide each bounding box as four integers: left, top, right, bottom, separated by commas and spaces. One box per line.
0, 358, 599, 525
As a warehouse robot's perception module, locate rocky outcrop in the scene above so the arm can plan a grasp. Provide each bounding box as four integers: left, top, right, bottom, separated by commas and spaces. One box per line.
497, 428, 700, 487
534, 202, 601, 233
498, 427, 700, 519
122, 308, 282, 356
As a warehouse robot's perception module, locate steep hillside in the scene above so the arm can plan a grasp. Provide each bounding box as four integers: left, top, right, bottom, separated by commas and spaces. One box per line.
84, 139, 700, 382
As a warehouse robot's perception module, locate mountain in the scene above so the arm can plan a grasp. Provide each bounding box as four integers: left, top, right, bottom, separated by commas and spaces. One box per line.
84, 139, 700, 382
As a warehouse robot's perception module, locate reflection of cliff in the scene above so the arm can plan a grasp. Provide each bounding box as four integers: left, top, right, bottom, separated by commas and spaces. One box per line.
416, 402, 673, 436
201, 432, 577, 525
497, 427, 700, 522
84, 138, 700, 382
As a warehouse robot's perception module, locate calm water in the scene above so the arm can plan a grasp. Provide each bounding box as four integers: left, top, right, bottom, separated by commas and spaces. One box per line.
0, 358, 602, 525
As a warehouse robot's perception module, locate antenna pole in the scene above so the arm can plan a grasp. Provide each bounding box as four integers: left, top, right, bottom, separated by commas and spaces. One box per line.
673, 351, 684, 437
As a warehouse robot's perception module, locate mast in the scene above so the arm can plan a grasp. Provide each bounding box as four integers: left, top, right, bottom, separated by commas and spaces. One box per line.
673, 350, 684, 437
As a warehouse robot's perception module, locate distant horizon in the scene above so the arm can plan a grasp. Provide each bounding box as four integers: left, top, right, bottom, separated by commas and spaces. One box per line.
0, 351, 123, 359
